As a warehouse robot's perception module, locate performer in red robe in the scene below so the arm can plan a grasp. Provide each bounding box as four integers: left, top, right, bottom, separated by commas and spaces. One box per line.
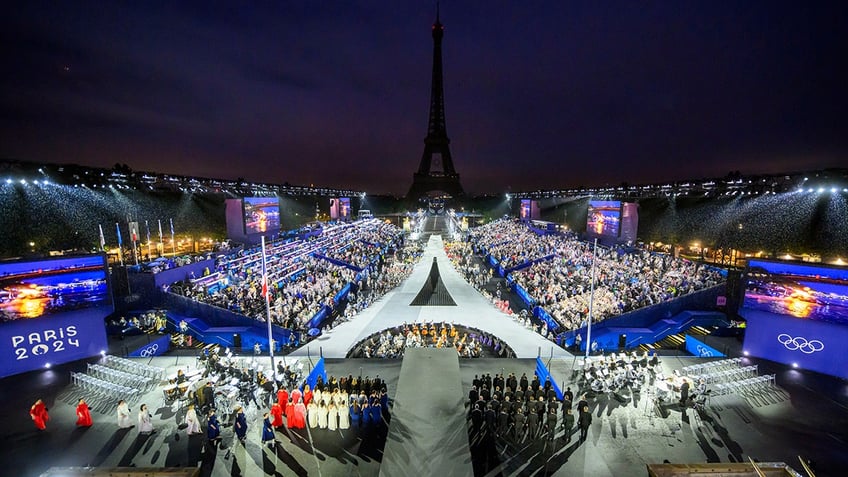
303, 385, 313, 406
76, 398, 93, 427
270, 402, 283, 428
277, 388, 288, 408
30, 399, 49, 430
284, 398, 295, 429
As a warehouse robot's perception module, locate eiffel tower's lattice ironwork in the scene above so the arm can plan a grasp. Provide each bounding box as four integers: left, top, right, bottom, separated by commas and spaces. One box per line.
407, 6, 464, 200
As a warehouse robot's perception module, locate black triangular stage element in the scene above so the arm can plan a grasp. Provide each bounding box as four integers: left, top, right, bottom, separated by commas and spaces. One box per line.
410, 257, 457, 306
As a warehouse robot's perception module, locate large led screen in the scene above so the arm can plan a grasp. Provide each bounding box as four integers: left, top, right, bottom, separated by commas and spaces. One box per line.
743, 260, 848, 326
1, 255, 110, 322
586, 200, 621, 237
520, 199, 531, 219
339, 197, 351, 220
243, 197, 281, 234
0, 255, 111, 377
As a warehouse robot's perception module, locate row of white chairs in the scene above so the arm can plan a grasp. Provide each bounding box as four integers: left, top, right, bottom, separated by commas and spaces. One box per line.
70, 372, 141, 411
697, 365, 759, 384
681, 357, 743, 376
87, 363, 156, 391
712, 374, 776, 396
104, 354, 166, 379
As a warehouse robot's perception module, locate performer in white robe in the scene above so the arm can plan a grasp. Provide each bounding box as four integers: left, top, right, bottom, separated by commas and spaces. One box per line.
307, 401, 319, 428
117, 400, 133, 428
337, 403, 350, 429
138, 404, 154, 434
185, 404, 201, 434
327, 403, 338, 431
317, 402, 329, 429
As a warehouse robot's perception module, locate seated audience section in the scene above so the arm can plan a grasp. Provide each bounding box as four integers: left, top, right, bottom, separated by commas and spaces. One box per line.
742, 260, 848, 379
0, 254, 111, 378
469, 218, 725, 348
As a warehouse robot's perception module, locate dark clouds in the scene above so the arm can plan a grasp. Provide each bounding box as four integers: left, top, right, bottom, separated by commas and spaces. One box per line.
1, 1, 846, 195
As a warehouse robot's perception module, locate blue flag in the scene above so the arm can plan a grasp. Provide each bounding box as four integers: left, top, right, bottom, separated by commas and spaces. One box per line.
115, 223, 123, 246
170, 218, 174, 236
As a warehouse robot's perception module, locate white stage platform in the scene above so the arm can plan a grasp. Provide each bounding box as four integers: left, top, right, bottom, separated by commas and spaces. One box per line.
290, 234, 572, 359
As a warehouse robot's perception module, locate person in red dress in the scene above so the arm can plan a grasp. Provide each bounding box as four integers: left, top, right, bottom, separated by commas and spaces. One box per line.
284, 398, 295, 429
303, 385, 313, 406
30, 399, 49, 430
277, 387, 288, 408
270, 402, 283, 428
76, 398, 93, 427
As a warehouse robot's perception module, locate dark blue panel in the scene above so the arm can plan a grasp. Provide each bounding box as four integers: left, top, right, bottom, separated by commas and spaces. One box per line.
0, 307, 109, 378
685, 334, 725, 358
742, 308, 848, 380
128, 333, 171, 357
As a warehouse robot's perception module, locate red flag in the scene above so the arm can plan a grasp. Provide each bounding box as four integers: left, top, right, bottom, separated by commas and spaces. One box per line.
262, 275, 268, 298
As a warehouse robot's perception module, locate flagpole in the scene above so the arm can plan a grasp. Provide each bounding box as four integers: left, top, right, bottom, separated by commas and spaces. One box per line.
130, 221, 138, 266
145, 220, 152, 260
170, 218, 176, 257
158, 219, 164, 258
261, 236, 276, 378
115, 223, 124, 266
98, 224, 106, 253
585, 238, 598, 361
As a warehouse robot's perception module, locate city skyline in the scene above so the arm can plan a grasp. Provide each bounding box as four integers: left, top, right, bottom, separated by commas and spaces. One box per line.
2, 1, 847, 195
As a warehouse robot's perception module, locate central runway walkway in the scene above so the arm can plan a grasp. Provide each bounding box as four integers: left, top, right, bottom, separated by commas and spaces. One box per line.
291, 234, 571, 359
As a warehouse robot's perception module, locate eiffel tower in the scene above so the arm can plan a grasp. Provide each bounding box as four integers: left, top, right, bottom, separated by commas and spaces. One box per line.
407, 5, 464, 200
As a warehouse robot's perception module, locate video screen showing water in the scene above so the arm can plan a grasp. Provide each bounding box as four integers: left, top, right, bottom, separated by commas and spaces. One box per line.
0, 255, 110, 322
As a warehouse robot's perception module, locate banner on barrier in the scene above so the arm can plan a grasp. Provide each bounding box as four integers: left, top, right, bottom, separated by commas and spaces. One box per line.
684, 334, 725, 358
128, 334, 171, 358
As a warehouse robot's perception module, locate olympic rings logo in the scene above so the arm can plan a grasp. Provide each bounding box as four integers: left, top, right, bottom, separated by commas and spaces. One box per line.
777, 334, 824, 354
139, 344, 160, 357
696, 345, 713, 357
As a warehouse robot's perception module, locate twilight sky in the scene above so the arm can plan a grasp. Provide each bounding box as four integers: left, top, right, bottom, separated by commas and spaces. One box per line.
2, 1, 847, 195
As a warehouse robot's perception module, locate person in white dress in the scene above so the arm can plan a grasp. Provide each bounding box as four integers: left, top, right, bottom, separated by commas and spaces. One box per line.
185, 404, 201, 434
307, 401, 319, 428
317, 401, 328, 429
138, 404, 154, 434
327, 403, 338, 431
337, 401, 350, 429
338, 390, 349, 408
117, 400, 133, 428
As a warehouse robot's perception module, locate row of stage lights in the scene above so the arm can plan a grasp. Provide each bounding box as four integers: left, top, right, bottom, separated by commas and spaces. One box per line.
3, 177, 360, 196
797, 187, 848, 194
3, 178, 139, 190
508, 187, 848, 201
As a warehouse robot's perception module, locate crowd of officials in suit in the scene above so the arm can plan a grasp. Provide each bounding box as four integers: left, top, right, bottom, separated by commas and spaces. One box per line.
467, 372, 593, 444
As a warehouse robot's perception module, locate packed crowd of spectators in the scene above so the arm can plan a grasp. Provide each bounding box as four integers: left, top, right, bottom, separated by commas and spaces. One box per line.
339, 241, 423, 322
469, 219, 560, 269
470, 218, 724, 332
321, 221, 402, 269
169, 219, 403, 334
349, 322, 515, 359
446, 240, 492, 289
